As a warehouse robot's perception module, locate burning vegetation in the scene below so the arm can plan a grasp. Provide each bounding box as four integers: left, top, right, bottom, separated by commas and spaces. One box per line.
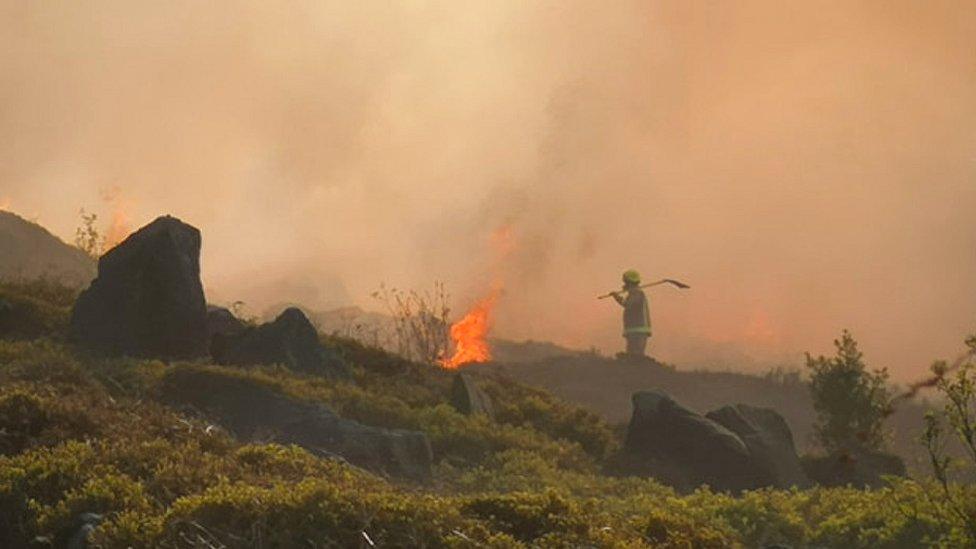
438, 225, 514, 369
2, 212, 976, 547
439, 288, 500, 369
100, 186, 133, 251
72, 188, 135, 259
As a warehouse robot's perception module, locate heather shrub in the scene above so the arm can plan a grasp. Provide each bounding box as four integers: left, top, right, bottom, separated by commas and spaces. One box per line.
0, 278, 77, 341
0, 285, 972, 548
461, 490, 589, 544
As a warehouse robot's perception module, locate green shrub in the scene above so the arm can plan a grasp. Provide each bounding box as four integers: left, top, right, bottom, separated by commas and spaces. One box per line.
484, 381, 618, 460
326, 334, 619, 461
641, 507, 740, 548
462, 490, 589, 544
806, 330, 892, 453
159, 479, 503, 548
161, 364, 596, 471
0, 390, 51, 454
0, 279, 77, 341
0, 316, 973, 548
919, 335, 976, 545
36, 472, 153, 540
0, 440, 106, 544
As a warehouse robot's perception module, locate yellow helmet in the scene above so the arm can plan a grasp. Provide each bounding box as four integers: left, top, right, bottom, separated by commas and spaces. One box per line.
622, 269, 641, 285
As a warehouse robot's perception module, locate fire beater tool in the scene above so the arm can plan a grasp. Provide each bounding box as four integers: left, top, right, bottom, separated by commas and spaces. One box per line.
597, 278, 690, 299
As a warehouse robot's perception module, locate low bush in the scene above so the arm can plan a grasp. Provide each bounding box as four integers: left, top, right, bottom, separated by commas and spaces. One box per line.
0, 284, 974, 547
0, 279, 76, 341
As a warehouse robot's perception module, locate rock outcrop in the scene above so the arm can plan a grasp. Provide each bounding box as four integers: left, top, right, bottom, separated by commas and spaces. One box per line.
161, 368, 432, 481
706, 404, 809, 489
69, 216, 208, 359
207, 305, 247, 339
213, 307, 349, 379
206, 305, 247, 359
622, 391, 759, 492
450, 372, 494, 418
619, 391, 810, 492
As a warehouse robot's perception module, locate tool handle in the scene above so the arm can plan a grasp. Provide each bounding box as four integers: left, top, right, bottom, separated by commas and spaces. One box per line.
597, 279, 683, 299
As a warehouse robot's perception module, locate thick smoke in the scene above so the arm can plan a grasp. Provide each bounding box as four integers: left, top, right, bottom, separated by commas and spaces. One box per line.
1, 1, 974, 378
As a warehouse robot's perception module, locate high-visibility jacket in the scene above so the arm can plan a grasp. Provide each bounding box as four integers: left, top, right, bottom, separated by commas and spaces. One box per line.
613, 287, 651, 336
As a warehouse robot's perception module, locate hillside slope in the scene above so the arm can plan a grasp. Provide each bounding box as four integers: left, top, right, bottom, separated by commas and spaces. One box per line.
0, 211, 94, 286
476, 354, 932, 469
0, 279, 971, 547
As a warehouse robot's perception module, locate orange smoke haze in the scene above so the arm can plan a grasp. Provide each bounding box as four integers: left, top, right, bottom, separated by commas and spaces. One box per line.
0, 197, 10, 212
1, 2, 975, 379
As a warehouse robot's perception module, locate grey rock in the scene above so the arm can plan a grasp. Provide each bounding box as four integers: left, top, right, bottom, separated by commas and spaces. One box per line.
706, 404, 810, 489
161, 368, 433, 481
55, 512, 103, 549
623, 391, 761, 492
69, 215, 208, 359
206, 305, 247, 359
450, 372, 494, 418
207, 305, 246, 338
214, 307, 349, 380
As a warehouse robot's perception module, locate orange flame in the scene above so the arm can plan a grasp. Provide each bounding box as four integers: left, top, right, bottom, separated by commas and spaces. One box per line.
440, 288, 500, 369
103, 207, 132, 250
438, 223, 514, 369
100, 186, 133, 251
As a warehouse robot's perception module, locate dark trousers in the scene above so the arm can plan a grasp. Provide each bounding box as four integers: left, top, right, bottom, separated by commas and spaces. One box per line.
625, 334, 648, 356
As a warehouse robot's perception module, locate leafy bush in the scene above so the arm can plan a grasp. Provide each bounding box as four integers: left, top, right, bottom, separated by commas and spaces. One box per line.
481, 375, 618, 460
0, 282, 974, 548
641, 507, 739, 548
0, 279, 77, 341
920, 335, 976, 544
806, 330, 893, 453
462, 491, 589, 544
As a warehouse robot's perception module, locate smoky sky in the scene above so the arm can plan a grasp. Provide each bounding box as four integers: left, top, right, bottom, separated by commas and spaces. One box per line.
2, 1, 975, 379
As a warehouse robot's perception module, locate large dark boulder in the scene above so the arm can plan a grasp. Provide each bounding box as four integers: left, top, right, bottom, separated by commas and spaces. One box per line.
622, 391, 761, 492
160, 368, 433, 481
69, 216, 208, 359
206, 305, 247, 360
706, 404, 810, 489
450, 372, 494, 418
802, 449, 906, 488
214, 307, 349, 380
207, 305, 247, 338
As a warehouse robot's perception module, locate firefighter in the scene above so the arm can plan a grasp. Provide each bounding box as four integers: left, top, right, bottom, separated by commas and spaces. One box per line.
611, 269, 651, 357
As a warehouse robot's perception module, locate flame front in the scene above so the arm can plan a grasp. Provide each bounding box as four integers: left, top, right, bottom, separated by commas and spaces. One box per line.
103, 207, 132, 250
100, 186, 133, 251
439, 289, 499, 369
439, 224, 513, 369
